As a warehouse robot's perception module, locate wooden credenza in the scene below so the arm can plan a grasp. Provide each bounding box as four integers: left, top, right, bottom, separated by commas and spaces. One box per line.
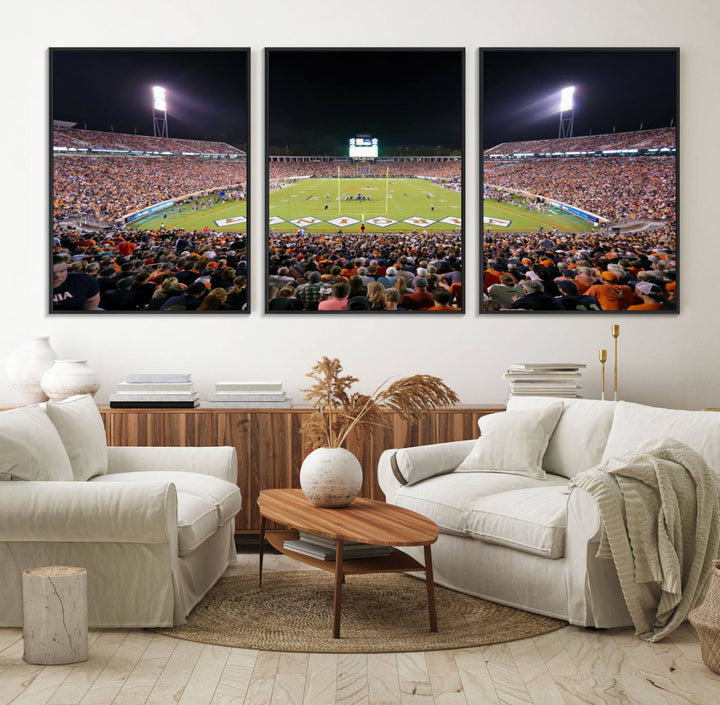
99, 405, 504, 533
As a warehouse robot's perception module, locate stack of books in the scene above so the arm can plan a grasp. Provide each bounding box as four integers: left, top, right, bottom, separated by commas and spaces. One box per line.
200, 381, 292, 408
109, 373, 199, 408
502, 363, 586, 399
283, 531, 393, 561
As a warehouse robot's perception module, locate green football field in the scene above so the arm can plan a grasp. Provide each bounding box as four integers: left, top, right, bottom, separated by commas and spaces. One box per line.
483, 198, 598, 233
269, 178, 460, 233
127, 198, 247, 232
124, 178, 596, 235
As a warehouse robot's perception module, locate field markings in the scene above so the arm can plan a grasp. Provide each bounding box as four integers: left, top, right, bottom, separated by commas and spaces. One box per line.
270, 178, 459, 233
484, 198, 593, 233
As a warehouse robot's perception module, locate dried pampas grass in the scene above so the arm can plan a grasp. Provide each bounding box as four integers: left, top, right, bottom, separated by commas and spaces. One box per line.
302, 356, 459, 449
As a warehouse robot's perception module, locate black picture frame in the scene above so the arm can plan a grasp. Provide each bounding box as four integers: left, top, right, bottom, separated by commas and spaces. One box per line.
50, 47, 251, 314
265, 47, 465, 314
480, 48, 679, 314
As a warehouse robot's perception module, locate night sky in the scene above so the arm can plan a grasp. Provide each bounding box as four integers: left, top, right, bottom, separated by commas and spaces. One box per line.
267, 50, 464, 155
52, 49, 249, 147
482, 50, 678, 148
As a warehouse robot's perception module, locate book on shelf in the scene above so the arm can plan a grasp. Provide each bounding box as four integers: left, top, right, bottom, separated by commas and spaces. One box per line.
199, 400, 293, 409
508, 390, 581, 397
207, 392, 287, 402
512, 381, 579, 384
282, 538, 393, 561
109, 400, 200, 409
507, 363, 586, 371
110, 392, 199, 402
126, 373, 192, 384
504, 362, 585, 399
117, 382, 195, 392
502, 372, 582, 380
298, 531, 365, 548
214, 381, 283, 392
510, 381, 581, 391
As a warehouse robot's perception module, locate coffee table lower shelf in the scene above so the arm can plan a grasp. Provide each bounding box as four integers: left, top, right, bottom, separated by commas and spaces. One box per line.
260, 529, 437, 638
265, 529, 425, 574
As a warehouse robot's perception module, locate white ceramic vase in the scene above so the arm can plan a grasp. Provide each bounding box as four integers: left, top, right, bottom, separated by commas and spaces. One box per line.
40, 360, 101, 402
299, 447, 363, 508
4, 337, 58, 402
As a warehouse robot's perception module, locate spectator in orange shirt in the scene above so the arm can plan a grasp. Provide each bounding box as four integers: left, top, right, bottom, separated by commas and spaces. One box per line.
116, 239, 137, 257
585, 271, 637, 310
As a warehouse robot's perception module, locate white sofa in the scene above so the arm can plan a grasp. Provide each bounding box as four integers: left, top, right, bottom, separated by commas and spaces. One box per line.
378, 397, 720, 628
0, 395, 241, 628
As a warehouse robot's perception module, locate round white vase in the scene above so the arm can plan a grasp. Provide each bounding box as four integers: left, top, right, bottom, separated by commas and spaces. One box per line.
40, 360, 101, 402
299, 447, 363, 508
5, 337, 58, 403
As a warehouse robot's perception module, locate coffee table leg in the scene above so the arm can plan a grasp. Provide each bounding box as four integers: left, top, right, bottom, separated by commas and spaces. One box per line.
424, 544, 438, 633
332, 539, 344, 638
258, 515, 266, 588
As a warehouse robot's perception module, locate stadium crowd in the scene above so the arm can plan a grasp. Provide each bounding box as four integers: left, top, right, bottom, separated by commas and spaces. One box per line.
484, 127, 676, 156
482, 129, 677, 312
52, 226, 248, 312
484, 156, 676, 225
482, 227, 676, 312
54, 155, 246, 223
54, 128, 245, 155
267, 230, 463, 311
268, 160, 460, 180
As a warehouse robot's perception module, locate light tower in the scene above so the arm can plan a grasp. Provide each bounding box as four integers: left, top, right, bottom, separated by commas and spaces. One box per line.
558, 86, 574, 139
152, 86, 168, 138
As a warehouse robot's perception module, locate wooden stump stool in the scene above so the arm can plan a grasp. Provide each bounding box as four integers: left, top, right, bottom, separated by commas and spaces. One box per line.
22, 566, 88, 665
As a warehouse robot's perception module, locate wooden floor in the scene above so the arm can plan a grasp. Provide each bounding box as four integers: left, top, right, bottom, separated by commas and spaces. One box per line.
1, 554, 718, 705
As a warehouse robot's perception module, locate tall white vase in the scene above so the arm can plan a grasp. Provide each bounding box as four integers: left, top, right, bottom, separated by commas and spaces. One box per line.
299, 447, 363, 508
4, 337, 58, 403
40, 360, 101, 402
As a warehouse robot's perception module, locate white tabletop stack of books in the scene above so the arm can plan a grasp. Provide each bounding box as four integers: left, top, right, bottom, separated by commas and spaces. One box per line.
283, 531, 392, 561
503, 363, 586, 400
109, 373, 199, 408
200, 381, 292, 408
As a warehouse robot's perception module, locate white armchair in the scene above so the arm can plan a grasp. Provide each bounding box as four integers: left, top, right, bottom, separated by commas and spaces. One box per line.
0, 397, 241, 628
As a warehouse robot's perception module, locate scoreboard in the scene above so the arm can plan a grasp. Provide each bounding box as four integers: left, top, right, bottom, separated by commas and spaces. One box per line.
349, 136, 378, 158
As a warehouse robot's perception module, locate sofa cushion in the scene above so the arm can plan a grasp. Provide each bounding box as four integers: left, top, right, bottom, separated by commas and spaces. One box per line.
176, 492, 220, 556
456, 404, 563, 479
465, 486, 570, 558
393, 471, 568, 536
601, 402, 720, 477
0, 405, 73, 481
508, 396, 617, 478
45, 394, 108, 481
91, 471, 241, 525
392, 440, 476, 486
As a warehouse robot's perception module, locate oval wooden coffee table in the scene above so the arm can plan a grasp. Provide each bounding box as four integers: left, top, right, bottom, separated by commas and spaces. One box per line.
257, 488, 439, 639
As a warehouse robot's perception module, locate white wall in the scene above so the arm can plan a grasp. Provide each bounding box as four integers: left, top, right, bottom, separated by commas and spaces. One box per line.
1, 0, 718, 410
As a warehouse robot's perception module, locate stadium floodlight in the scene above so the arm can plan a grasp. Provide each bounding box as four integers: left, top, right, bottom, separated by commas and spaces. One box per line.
560, 86, 574, 112
152, 86, 167, 111
558, 86, 574, 139
152, 86, 168, 138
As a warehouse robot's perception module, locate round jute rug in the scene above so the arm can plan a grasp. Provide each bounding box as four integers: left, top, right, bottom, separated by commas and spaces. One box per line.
155, 571, 566, 653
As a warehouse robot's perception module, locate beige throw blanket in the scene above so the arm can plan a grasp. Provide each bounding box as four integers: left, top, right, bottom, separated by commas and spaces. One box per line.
571, 438, 720, 641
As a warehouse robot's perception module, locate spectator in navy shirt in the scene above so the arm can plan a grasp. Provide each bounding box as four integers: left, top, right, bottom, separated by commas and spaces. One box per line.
52, 256, 100, 311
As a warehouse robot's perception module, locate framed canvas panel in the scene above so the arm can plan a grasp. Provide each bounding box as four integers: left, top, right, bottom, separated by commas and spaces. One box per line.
480, 48, 679, 314
50, 48, 250, 313
265, 48, 464, 313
